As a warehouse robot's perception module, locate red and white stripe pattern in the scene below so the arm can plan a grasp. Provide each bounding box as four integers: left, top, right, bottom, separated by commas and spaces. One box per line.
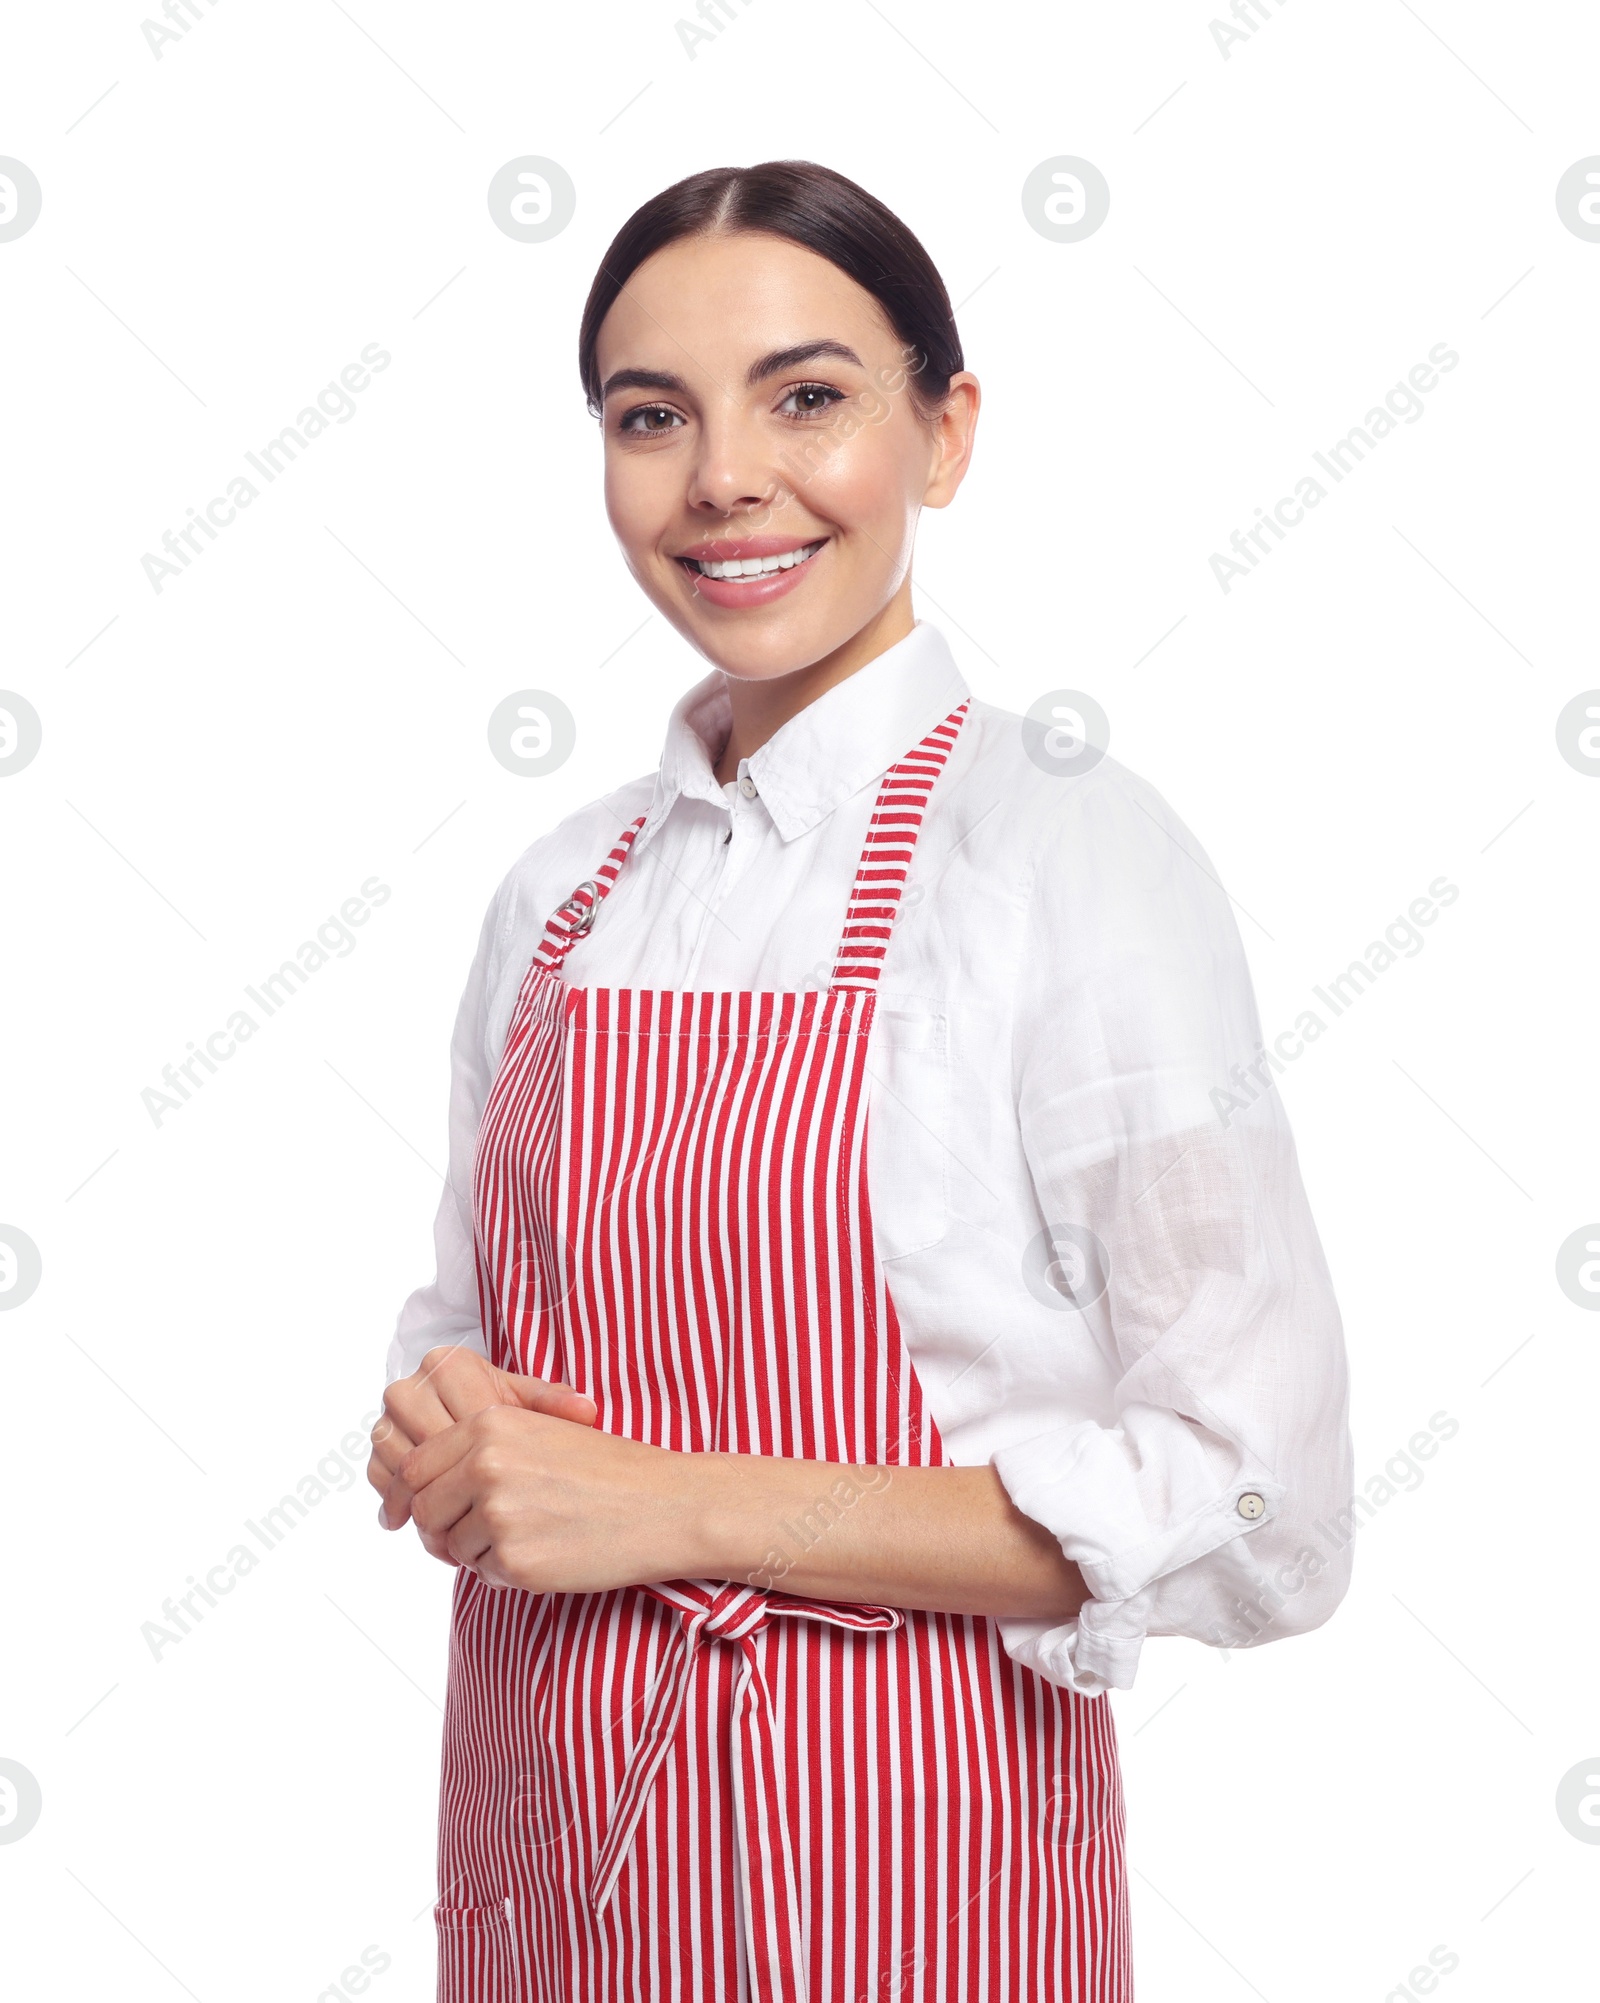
437, 703, 1131, 1999
830, 704, 965, 990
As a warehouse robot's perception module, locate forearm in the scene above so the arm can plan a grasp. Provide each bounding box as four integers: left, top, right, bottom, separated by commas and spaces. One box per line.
687, 1451, 1088, 1622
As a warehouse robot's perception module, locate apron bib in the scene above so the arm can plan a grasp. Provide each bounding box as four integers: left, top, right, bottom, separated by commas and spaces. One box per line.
435, 703, 1131, 2000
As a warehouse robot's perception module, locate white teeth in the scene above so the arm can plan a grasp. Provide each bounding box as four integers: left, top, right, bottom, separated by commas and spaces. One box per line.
691, 540, 823, 580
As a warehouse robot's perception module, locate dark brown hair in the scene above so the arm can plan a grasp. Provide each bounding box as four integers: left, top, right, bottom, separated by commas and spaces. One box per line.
578, 160, 963, 422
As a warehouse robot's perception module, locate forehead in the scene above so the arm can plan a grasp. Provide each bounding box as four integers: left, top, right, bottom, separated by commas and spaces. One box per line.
594, 231, 897, 374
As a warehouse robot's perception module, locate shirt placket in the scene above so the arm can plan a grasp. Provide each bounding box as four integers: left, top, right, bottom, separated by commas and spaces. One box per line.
682, 755, 765, 987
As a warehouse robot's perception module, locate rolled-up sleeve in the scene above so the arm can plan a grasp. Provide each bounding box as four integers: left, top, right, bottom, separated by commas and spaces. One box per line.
384, 893, 500, 1384
991, 764, 1355, 1694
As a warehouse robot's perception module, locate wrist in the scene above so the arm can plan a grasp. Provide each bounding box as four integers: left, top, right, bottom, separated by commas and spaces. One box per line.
670, 1449, 762, 1585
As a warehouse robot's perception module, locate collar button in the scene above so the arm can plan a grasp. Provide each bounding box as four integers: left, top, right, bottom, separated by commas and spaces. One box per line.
738, 773, 758, 800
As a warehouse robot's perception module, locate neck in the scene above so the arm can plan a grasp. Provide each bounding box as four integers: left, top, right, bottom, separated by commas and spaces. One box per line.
711, 583, 914, 785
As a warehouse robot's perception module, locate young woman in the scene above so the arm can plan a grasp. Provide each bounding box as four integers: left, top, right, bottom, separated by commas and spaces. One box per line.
369, 160, 1355, 2003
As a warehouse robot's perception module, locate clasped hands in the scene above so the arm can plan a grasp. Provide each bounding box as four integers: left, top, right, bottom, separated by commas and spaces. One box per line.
366, 1347, 712, 1595
367, 1348, 1086, 1623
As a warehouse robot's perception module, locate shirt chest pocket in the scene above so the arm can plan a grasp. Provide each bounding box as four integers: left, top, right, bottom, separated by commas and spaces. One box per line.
865, 999, 950, 1262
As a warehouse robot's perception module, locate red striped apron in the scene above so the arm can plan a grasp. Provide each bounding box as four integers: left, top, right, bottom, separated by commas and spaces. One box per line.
435, 702, 1131, 2000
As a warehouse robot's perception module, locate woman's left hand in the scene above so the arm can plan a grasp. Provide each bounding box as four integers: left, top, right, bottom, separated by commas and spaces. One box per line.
400, 1406, 708, 1593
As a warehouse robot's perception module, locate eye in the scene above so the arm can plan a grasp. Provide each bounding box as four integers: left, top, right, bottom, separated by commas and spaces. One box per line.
777, 382, 846, 419
619, 404, 685, 435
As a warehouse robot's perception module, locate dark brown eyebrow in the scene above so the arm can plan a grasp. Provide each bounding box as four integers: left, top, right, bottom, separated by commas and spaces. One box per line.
745, 339, 863, 385
599, 338, 865, 404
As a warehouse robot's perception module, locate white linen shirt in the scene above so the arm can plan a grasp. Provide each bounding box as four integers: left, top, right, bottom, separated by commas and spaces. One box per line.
388, 619, 1355, 1695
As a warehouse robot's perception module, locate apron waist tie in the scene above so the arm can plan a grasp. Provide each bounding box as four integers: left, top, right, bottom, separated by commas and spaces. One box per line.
587, 1580, 902, 1918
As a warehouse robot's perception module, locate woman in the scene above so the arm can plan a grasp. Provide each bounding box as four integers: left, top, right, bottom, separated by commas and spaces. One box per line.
369, 159, 1355, 2002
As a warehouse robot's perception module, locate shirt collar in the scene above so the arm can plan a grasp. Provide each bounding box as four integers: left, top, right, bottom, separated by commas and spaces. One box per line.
640, 620, 969, 847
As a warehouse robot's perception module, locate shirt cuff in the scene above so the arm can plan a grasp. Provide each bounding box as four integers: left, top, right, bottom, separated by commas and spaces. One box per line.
384, 1314, 488, 1386
990, 1413, 1285, 1691
996, 1594, 1154, 1695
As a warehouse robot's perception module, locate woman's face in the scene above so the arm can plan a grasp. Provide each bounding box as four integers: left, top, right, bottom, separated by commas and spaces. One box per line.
594, 230, 977, 682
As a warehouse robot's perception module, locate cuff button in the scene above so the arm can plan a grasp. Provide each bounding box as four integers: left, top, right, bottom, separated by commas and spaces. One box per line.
1237, 1492, 1266, 1519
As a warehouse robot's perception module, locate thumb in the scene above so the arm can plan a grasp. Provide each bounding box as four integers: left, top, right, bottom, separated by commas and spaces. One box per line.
501, 1370, 598, 1426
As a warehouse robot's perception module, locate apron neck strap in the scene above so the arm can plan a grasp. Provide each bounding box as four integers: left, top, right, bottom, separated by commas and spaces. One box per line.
537, 699, 970, 982
535, 817, 647, 971
828, 700, 969, 994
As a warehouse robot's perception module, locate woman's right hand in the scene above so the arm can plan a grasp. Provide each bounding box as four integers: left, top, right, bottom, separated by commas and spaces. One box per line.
367, 1346, 597, 1533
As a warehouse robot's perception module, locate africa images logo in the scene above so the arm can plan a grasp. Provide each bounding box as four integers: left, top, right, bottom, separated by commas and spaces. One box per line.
141, 876, 391, 1125
1208, 343, 1460, 593
139, 344, 391, 593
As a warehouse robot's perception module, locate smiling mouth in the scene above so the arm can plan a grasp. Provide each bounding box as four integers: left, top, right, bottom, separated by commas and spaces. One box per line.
677, 539, 827, 580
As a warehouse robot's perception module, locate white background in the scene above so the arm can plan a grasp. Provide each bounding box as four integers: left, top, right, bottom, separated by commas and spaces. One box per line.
2, 1, 1597, 1996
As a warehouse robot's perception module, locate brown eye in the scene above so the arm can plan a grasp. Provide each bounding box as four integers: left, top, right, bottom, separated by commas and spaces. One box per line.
777, 383, 846, 418
621, 405, 684, 435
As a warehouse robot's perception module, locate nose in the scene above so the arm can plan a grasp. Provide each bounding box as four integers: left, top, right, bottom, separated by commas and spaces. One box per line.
683, 399, 784, 522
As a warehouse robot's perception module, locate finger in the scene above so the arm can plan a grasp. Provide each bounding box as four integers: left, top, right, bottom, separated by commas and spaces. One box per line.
414, 1512, 460, 1565
368, 1412, 418, 1527
368, 1443, 408, 1519
369, 1414, 415, 1478
394, 1418, 494, 1538
404, 1349, 579, 1434
507, 1374, 597, 1426
396, 1349, 596, 1437
378, 1351, 502, 1507
381, 1369, 456, 1454
413, 1502, 488, 1570
387, 1406, 490, 1531
444, 1506, 506, 1580
424, 1504, 516, 1589
407, 1451, 482, 1545
373, 1472, 418, 1531
423, 1347, 511, 1425
383, 1376, 582, 1534
380, 1461, 420, 1532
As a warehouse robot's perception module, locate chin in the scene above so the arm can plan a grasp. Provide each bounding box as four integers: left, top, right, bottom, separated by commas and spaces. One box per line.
685, 617, 856, 683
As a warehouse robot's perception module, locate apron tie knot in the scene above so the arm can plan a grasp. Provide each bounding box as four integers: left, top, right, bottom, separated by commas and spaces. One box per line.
587, 1581, 902, 1916
690, 1583, 778, 1643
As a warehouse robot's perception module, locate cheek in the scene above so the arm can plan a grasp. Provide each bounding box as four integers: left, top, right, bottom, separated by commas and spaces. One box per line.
603, 453, 673, 555
801, 429, 922, 553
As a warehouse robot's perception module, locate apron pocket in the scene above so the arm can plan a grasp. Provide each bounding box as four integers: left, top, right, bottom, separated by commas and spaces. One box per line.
435, 1898, 515, 2001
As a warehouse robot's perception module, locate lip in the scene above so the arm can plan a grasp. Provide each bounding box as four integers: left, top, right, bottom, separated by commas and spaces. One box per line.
673, 534, 829, 611
674, 535, 824, 563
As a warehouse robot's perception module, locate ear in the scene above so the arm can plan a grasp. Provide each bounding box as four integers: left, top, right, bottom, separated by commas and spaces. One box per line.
922, 373, 981, 511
